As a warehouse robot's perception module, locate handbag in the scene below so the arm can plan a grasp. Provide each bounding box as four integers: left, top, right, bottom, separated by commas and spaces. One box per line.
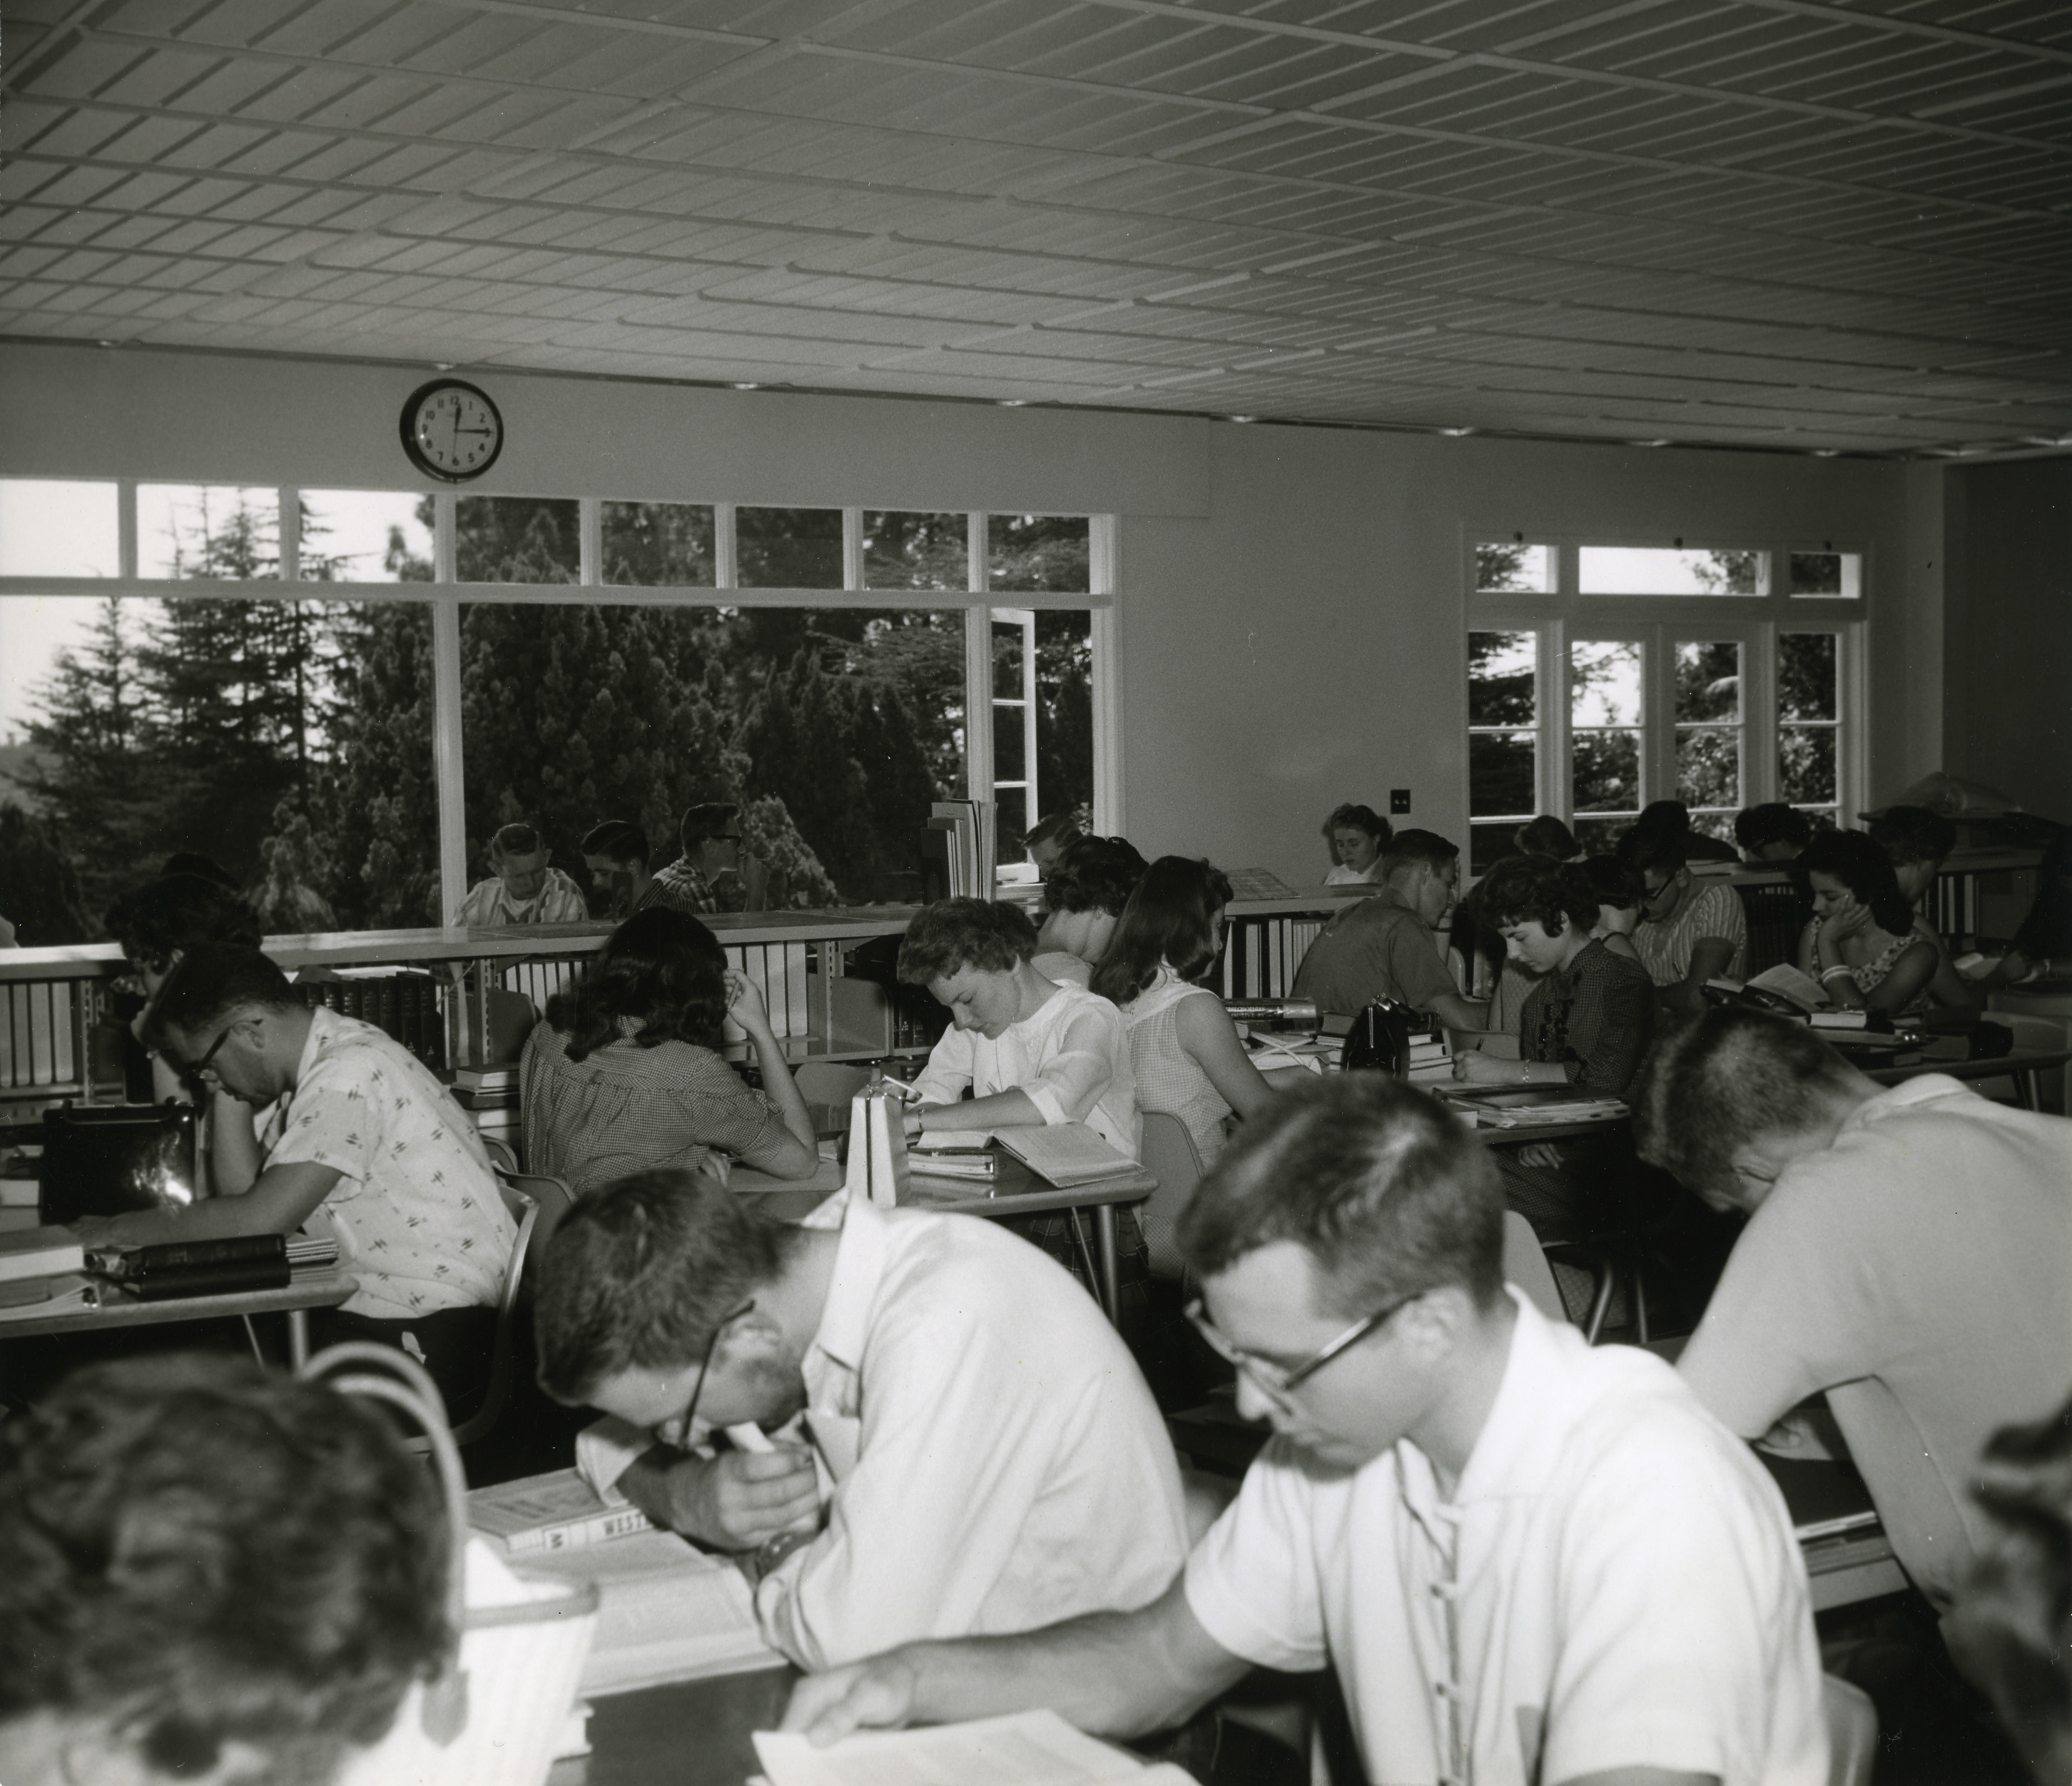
311, 1344, 601, 1786
39, 1102, 198, 1226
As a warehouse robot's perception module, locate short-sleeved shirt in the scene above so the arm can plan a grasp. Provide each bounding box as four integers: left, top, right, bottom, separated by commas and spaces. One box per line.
649, 857, 749, 915
450, 868, 590, 928
261, 1008, 515, 1320
1633, 876, 1747, 987
1679, 1077, 2072, 1610
1122, 966, 1232, 1165
1186, 1292, 1827, 1786
1290, 887, 1456, 1018
911, 980, 1140, 1158
1518, 938, 1656, 1094
519, 1021, 793, 1196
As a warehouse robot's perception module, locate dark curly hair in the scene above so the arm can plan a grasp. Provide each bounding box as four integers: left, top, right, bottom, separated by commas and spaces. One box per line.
0, 1353, 447, 1783
897, 898, 1037, 984
1869, 804, 1957, 868
104, 876, 263, 977
546, 907, 728, 1061
1471, 853, 1599, 938
1092, 856, 1234, 1006
1043, 835, 1149, 918
1799, 828, 1916, 937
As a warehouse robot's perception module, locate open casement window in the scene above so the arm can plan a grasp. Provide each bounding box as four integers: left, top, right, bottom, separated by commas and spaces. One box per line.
0, 485, 1112, 934
1466, 535, 1862, 858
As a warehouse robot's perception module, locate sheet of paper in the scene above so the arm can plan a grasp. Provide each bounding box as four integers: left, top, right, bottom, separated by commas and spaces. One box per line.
753, 1710, 1189, 1786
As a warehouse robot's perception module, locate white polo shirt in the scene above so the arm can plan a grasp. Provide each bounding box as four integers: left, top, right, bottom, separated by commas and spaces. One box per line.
1185, 1292, 1826, 1786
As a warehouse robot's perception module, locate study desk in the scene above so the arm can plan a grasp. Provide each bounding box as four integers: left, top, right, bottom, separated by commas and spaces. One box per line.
0, 1267, 355, 1369
728, 1153, 1159, 1326
1855, 1042, 2072, 1112
551, 1665, 796, 1786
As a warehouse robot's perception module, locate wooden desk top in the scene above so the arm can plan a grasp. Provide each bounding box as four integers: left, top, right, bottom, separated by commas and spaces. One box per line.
0, 1268, 356, 1341
728, 1152, 1157, 1223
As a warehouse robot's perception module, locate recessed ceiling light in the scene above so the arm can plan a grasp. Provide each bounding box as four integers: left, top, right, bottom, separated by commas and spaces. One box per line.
1226, 415, 1255, 423
1438, 427, 1474, 437
999, 399, 1027, 407
732, 382, 759, 390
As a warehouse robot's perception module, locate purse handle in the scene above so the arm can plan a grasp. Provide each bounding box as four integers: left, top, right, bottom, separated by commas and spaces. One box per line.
300, 1342, 472, 1745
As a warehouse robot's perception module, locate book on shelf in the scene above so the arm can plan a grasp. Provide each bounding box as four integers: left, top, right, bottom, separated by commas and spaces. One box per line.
454, 1065, 520, 1090
0, 1226, 85, 1285
754, 1709, 1194, 1786
994, 1124, 1139, 1188
507, 1527, 781, 1696
469, 1468, 657, 1555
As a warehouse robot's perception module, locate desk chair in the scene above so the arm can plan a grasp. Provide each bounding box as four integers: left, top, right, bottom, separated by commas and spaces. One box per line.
1138, 1112, 1207, 1281
479, 1133, 521, 1176
792, 1060, 873, 1105
1501, 1210, 1567, 1323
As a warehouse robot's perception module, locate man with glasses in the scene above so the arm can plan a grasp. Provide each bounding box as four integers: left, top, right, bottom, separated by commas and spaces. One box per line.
532, 1166, 1187, 1673
451, 821, 589, 927
784, 1075, 1827, 1786
1289, 830, 1488, 1031
1635, 1005, 2072, 1619
651, 801, 769, 915
86, 944, 515, 1412
1620, 829, 1747, 1020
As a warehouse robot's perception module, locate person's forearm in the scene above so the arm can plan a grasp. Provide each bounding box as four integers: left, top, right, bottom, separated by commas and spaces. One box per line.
93, 1194, 283, 1247
1430, 993, 1489, 1035
746, 1021, 817, 1152
918, 1088, 1044, 1130
206, 1093, 262, 1196
900, 1615, 1228, 1741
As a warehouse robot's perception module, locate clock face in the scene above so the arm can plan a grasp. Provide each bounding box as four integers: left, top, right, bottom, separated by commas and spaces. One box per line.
400, 379, 504, 481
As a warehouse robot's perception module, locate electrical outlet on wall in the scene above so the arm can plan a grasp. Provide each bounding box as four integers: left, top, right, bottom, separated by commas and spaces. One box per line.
1390, 789, 1411, 814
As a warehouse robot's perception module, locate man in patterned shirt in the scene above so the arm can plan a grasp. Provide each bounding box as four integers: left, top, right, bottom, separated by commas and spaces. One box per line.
651, 801, 768, 914
91, 943, 517, 1413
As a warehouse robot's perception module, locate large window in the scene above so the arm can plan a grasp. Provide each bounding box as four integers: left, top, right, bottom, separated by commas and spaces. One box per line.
1466, 537, 1861, 865
0, 486, 1108, 941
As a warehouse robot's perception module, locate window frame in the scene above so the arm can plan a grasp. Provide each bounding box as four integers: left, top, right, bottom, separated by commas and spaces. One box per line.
0, 485, 1116, 919
1467, 532, 1866, 856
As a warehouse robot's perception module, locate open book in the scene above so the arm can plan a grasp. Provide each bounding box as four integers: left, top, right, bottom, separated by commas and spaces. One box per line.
754, 1710, 1194, 1786
507, 1528, 781, 1695
995, 1124, 1139, 1187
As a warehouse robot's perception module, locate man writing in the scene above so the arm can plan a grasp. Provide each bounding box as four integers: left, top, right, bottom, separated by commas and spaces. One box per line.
786, 1075, 1827, 1786
88, 944, 516, 1410
1621, 829, 1747, 1018
1634, 1006, 2072, 1615
651, 801, 769, 913
1289, 828, 1486, 1030
534, 1167, 1188, 1671
451, 821, 589, 926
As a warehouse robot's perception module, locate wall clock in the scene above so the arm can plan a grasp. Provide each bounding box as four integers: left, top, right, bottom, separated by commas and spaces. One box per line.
400, 378, 504, 482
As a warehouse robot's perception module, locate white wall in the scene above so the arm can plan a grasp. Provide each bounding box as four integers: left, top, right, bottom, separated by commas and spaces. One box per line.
1, 342, 1937, 883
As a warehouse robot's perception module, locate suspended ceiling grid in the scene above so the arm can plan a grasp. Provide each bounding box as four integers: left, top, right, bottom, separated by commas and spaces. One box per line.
4, 0, 2071, 455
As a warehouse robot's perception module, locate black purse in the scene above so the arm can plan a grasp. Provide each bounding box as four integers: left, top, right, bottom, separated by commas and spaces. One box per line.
39, 1102, 199, 1227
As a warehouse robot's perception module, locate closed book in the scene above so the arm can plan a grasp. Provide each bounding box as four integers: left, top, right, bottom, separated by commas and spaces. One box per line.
0, 1227, 85, 1284
126, 1234, 287, 1275
469, 1468, 656, 1556
131, 1257, 290, 1299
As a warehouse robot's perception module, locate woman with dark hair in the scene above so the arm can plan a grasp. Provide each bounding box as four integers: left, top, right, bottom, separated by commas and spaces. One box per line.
1032, 835, 1148, 986
1514, 814, 1579, 861
1578, 853, 1645, 964
521, 907, 818, 1192
1092, 858, 1274, 1165
1794, 830, 1939, 1015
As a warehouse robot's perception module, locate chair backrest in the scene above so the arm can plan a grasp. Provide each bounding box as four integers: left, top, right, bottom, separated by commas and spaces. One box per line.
1502, 1210, 1567, 1324
479, 1132, 521, 1176
1138, 1112, 1207, 1280
1737, 878, 1809, 978
495, 1169, 577, 1278
1823, 1674, 1878, 1786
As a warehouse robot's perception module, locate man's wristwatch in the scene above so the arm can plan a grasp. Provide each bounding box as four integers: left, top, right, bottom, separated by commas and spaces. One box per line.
752, 1526, 816, 1579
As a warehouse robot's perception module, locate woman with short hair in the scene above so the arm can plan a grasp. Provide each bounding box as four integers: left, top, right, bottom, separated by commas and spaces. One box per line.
1320, 803, 1391, 885
521, 907, 818, 1192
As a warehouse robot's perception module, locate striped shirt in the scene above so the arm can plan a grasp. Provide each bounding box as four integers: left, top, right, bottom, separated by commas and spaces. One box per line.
1633, 878, 1747, 988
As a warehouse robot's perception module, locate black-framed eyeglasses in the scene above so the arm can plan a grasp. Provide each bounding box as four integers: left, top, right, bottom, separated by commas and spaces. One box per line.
174, 1023, 237, 1085
1185, 1292, 1420, 1402
676, 1299, 755, 1439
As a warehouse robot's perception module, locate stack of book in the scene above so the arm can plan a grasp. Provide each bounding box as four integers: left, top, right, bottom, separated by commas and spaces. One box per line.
1406, 1035, 1454, 1083
0, 1226, 94, 1318
468, 1469, 781, 1697
450, 1065, 522, 1152
923, 801, 997, 900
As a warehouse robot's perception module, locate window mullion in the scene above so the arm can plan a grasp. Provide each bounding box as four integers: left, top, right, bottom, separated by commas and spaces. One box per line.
1543, 618, 1568, 823
431, 492, 466, 920
579, 497, 601, 587
280, 486, 300, 582
714, 502, 737, 589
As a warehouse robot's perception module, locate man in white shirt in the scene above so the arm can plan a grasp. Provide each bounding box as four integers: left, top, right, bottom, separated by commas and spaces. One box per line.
783, 1074, 1827, 1786
450, 821, 589, 927
535, 1167, 1189, 1673
1634, 1005, 2072, 1615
